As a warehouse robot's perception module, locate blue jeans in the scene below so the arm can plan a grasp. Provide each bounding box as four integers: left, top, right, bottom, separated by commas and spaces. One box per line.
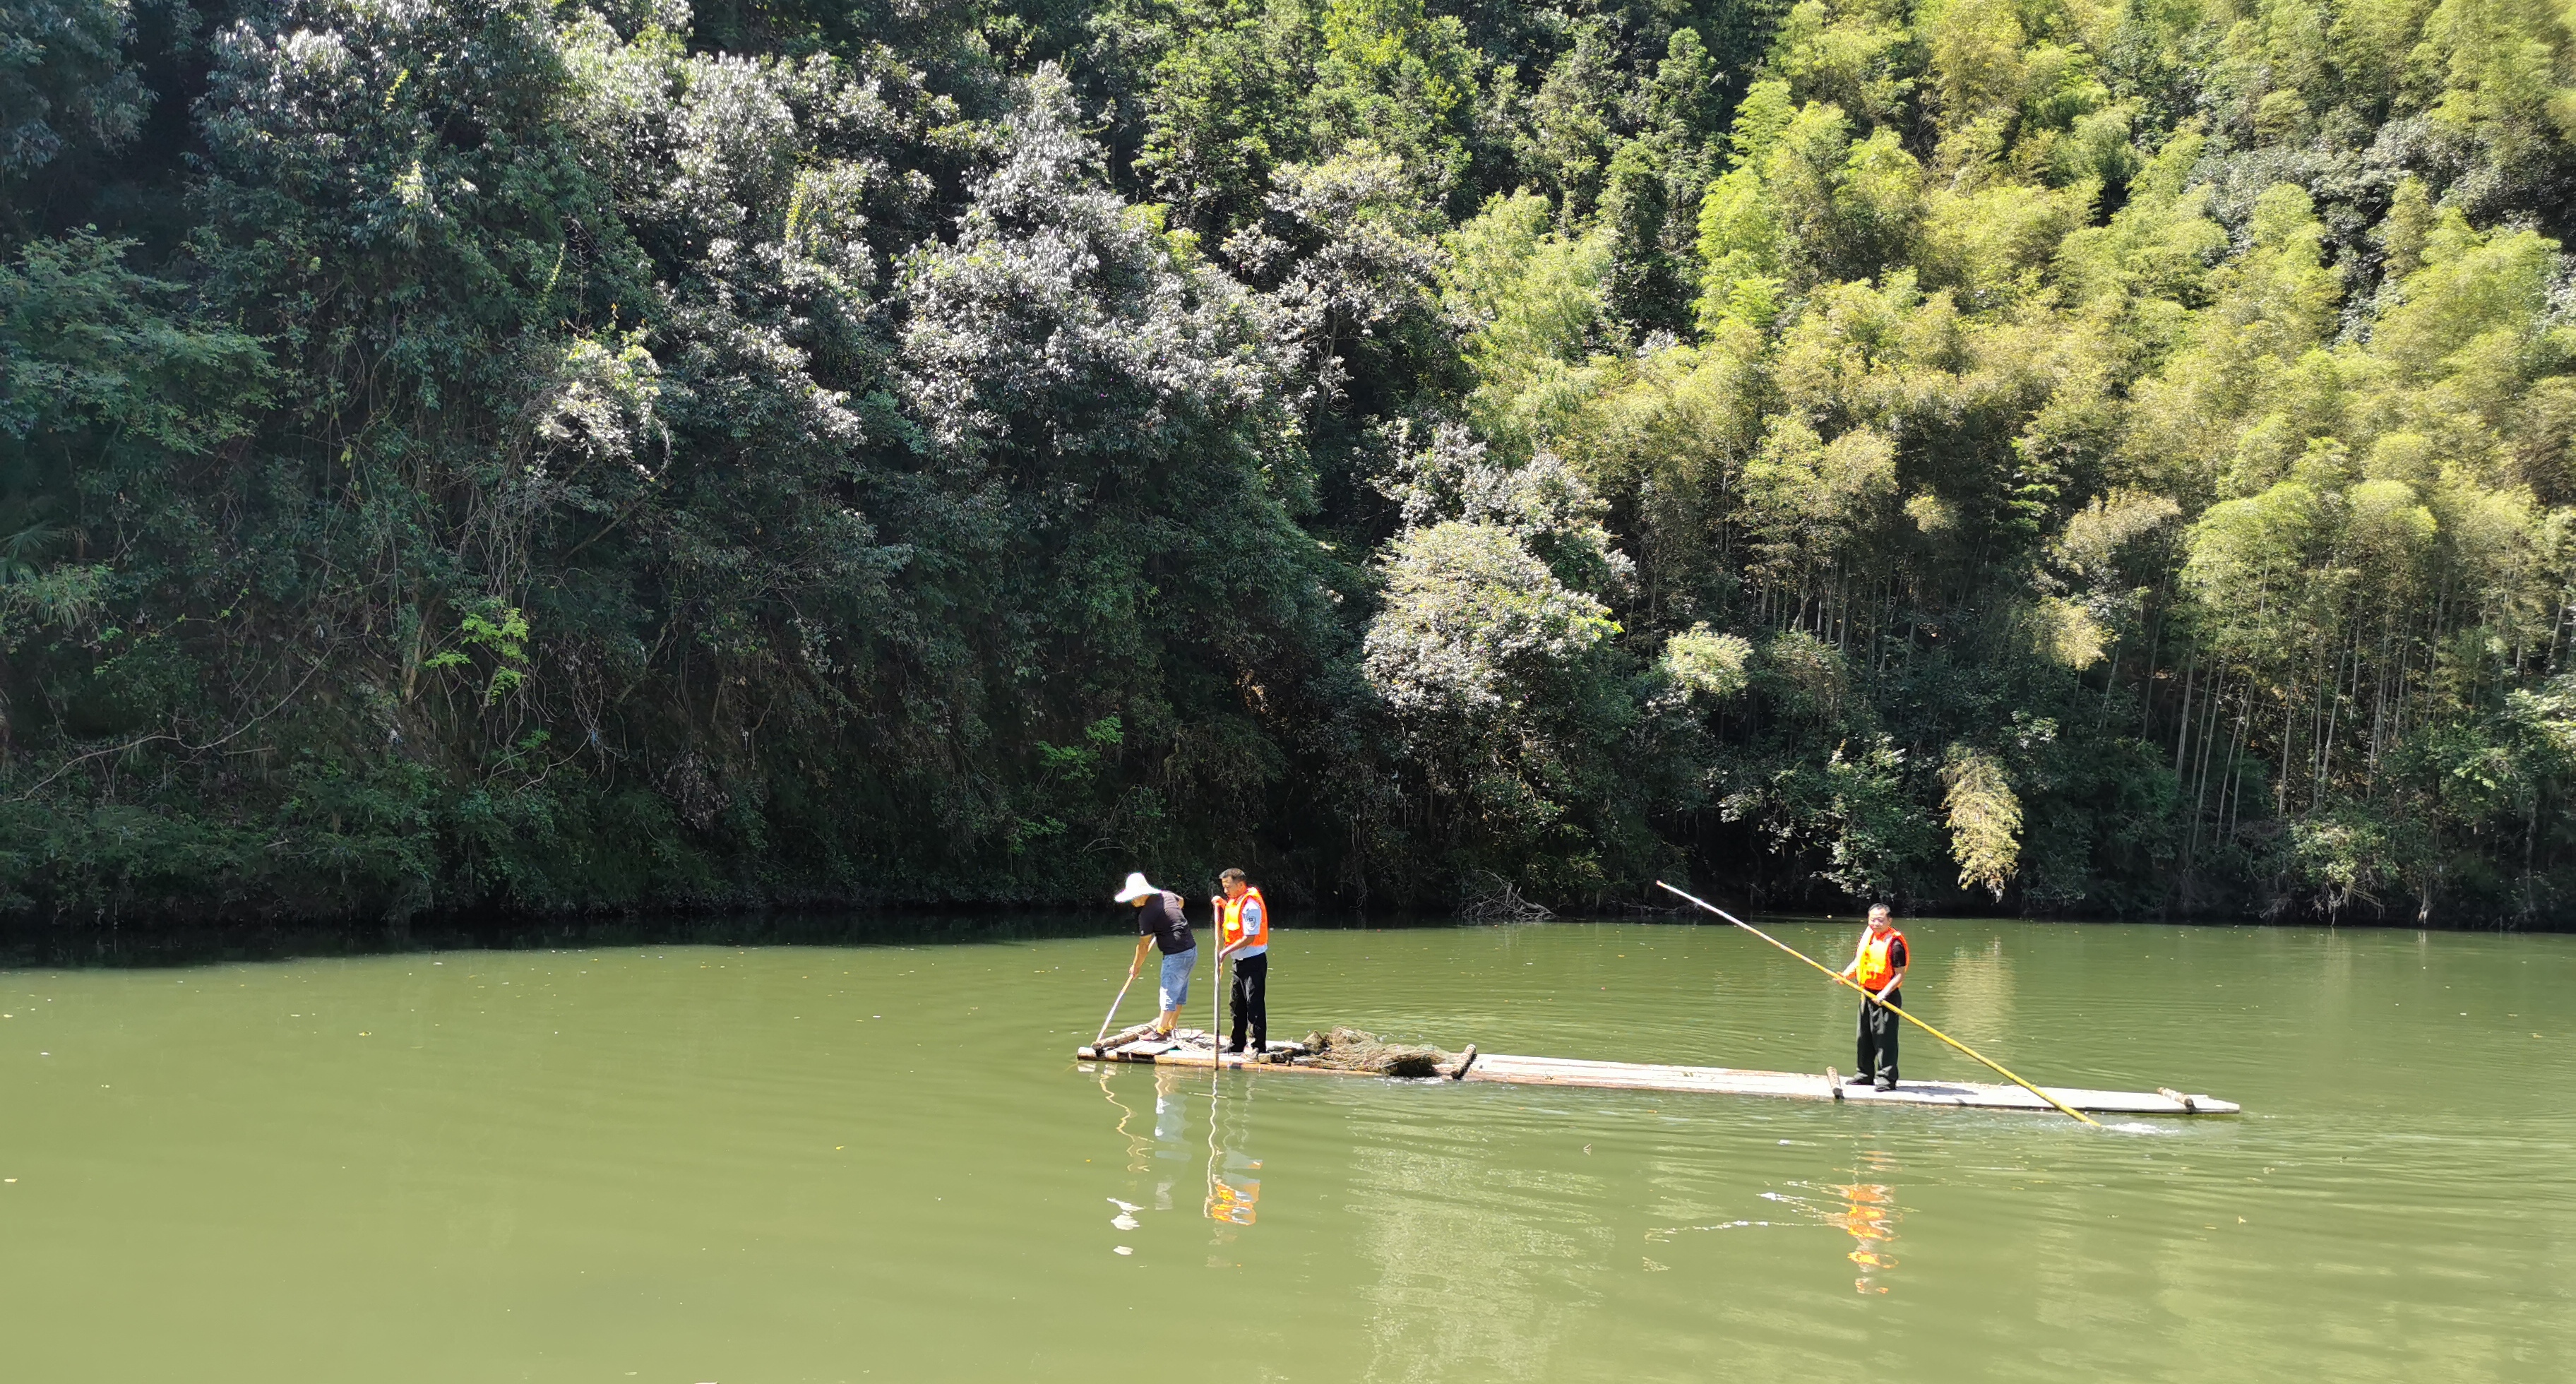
1159, 947, 1198, 1013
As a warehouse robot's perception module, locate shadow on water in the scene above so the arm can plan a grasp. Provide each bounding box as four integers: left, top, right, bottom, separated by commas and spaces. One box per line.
0, 905, 1474, 970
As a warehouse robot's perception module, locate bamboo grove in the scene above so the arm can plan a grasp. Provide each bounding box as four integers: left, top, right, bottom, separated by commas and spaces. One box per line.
3, 0, 2574, 924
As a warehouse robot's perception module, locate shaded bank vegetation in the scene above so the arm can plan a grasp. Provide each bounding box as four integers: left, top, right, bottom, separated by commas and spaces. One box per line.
4, 0, 2575, 925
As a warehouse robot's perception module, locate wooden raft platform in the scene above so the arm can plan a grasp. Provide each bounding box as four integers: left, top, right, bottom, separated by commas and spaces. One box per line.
1075, 1031, 2238, 1116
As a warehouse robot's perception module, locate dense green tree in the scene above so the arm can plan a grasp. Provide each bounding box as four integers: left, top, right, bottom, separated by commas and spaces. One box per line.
0, 0, 147, 193
4, 0, 2576, 926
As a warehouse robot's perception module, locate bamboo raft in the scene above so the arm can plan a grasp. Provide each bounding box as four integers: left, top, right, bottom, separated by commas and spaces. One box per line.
1075, 1029, 2239, 1116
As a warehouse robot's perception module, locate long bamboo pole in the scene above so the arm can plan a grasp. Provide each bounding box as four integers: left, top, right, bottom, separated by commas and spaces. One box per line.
1093, 970, 1138, 1046
1654, 881, 2099, 1126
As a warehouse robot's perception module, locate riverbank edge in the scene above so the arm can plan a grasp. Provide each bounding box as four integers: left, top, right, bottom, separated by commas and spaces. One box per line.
4, 894, 2561, 970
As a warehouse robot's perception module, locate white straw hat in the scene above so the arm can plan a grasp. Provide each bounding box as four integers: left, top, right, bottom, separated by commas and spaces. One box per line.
1112, 871, 1157, 903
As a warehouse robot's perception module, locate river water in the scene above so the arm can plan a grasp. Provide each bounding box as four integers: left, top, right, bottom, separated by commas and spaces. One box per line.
1, 917, 2569, 1381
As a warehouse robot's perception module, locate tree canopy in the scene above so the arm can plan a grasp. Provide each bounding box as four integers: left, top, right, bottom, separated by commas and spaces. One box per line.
4, 0, 2575, 925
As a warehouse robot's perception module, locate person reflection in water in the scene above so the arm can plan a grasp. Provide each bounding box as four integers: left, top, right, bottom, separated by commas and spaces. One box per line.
1150, 1068, 1188, 1212
1206, 1170, 1260, 1226
1831, 1151, 1901, 1294
1096, 962, 1266, 1240
1205, 1082, 1261, 1230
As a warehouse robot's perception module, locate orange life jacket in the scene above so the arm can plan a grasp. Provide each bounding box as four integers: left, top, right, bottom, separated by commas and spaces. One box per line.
1854, 926, 1906, 991
1220, 885, 1270, 952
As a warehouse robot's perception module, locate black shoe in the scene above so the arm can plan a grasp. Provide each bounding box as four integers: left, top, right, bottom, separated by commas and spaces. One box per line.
1843, 1075, 1873, 1085
1224, 1044, 1246, 1054
1875, 1079, 1897, 1092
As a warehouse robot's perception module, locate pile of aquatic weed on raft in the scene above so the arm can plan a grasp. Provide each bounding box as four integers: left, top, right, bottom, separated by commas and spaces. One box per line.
1299, 1028, 1460, 1078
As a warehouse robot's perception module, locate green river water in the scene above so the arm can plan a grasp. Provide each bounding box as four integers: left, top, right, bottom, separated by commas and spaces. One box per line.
1, 917, 2570, 1382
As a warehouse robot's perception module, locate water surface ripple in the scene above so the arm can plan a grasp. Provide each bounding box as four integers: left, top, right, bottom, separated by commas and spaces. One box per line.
0, 919, 2568, 1381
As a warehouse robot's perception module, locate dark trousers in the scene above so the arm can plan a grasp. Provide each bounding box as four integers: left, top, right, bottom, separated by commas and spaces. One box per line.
1856, 986, 1900, 1086
1228, 952, 1268, 1051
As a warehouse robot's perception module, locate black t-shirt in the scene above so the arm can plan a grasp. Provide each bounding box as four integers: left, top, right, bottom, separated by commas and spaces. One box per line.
1138, 890, 1195, 954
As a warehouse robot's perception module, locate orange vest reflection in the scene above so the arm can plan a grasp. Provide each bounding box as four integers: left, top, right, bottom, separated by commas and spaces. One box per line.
1206, 1175, 1261, 1225
1828, 1175, 1900, 1294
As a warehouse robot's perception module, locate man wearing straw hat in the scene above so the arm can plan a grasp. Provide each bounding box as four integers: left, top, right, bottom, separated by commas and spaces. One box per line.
1115, 871, 1198, 1039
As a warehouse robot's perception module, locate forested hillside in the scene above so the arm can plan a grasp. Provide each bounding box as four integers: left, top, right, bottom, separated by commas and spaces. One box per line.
5, 0, 2575, 924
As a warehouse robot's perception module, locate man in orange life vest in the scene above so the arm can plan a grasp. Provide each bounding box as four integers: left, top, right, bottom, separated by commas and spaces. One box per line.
1212, 868, 1269, 1054
1839, 904, 1907, 1091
